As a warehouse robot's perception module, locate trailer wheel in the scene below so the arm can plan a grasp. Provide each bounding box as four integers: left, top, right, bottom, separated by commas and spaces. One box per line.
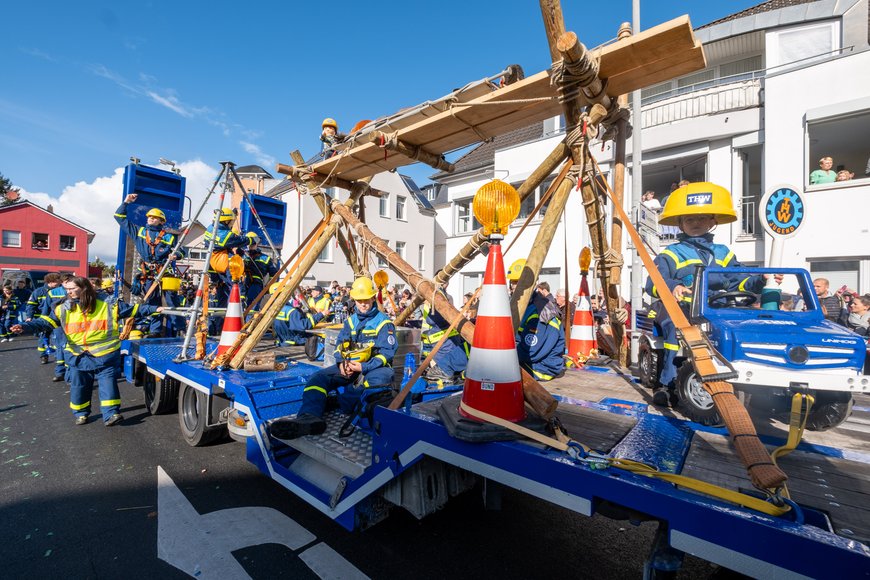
637, 341, 658, 389
805, 391, 853, 431
178, 383, 223, 447
144, 373, 179, 415
675, 365, 723, 426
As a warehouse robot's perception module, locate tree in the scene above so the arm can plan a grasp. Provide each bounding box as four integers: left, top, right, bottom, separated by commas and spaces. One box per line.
0, 171, 22, 207
89, 257, 115, 277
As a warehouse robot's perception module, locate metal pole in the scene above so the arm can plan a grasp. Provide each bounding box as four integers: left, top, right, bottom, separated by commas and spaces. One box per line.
228, 164, 281, 258
175, 162, 232, 362
629, 0, 644, 365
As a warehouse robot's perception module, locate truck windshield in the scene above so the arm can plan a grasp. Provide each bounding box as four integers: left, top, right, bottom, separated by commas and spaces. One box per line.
705, 273, 815, 312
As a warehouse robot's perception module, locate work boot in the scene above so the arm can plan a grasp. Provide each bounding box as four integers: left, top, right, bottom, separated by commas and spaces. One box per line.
270, 414, 326, 440
423, 364, 453, 383
52, 376, 65, 383
75, 415, 88, 426
105, 414, 123, 427
40, 355, 49, 365
652, 386, 670, 407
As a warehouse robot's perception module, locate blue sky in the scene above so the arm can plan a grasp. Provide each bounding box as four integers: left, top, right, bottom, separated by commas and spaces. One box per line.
1, 0, 762, 260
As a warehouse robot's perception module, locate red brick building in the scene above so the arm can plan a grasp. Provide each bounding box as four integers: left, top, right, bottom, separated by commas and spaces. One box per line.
0, 201, 94, 279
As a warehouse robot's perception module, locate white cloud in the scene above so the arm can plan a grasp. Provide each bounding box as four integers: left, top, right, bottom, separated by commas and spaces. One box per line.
18, 160, 220, 263
146, 90, 193, 117
240, 141, 277, 168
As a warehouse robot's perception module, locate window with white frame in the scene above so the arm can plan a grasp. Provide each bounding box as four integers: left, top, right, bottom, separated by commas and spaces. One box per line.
395, 241, 405, 259
809, 259, 860, 293
32, 233, 49, 249
379, 194, 389, 218
396, 196, 406, 220
807, 109, 870, 187
318, 242, 333, 263
418, 244, 425, 270
59, 235, 76, 251
2, 230, 21, 248
768, 21, 839, 71
455, 199, 481, 234
462, 272, 483, 296
378, 240, 389, 267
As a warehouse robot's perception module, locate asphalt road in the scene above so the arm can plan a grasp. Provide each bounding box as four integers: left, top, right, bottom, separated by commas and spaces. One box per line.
0, 337, 725, 579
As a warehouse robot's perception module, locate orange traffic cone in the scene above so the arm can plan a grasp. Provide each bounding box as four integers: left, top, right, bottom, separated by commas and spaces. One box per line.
215, 283, 243, 358
460, 241, 525, 422
568, 273, 597, 365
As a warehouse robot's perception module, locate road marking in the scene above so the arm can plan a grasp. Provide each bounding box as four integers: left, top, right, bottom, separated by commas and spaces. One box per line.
157, 466, 368, 579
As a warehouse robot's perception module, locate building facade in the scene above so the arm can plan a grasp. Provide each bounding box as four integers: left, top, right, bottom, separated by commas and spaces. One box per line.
0, 201, 94, 279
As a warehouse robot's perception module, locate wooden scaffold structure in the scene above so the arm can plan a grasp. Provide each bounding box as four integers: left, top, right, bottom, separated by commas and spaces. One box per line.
207, 1, 788, 490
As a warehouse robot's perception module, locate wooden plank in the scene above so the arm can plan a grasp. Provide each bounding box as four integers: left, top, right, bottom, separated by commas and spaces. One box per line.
555, 403, 637, 453
304, 16, 703, 182
607, 43, 706, 97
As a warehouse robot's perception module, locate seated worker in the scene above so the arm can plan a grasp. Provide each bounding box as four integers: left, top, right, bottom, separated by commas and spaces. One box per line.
307, 285, 332, 319
204, 208, 252, 310
25, 273, 63, 364
420, 294, 468, 383
270, 277, 397, 439
645, 182, 780, 406
114, 194, 184, 336
244, 233, 278, 310
506, 259, 566, 381
273, 285, 323, 346
319, 117, 346, 159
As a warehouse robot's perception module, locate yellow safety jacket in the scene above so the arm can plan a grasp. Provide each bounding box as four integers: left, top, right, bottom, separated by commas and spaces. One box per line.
34, 299, 150, 359
308, 295, 332, 313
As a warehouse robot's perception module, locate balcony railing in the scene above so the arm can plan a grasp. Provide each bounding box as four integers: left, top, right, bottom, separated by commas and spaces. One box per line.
640, 79, 762, 129
741, 199, 758, 237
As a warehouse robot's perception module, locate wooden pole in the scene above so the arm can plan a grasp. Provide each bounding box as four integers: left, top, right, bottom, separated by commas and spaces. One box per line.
276, 163, 383, 197
371, 131, 455, 173
608, 22, 633, 366
330, 201, 558, 419
394, 140, 570, 326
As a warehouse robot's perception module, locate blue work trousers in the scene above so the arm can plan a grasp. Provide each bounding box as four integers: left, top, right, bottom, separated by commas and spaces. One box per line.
52, 327, 67, 379
422, 337, 468, 376
299, 365, 394, 418
68, 351, 121, 421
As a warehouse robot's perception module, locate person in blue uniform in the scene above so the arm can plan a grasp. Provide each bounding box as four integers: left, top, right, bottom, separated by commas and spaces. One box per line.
645, 182, 781, 406
244, 233, 278, 311
204, 208, 252, 308
25, 273, 63, 364
0, 285, 22, 341
41, 281, 70, 382
11, 277, 161, 426
273, 286, 323, 346
506, 259, 566, 381
114, 193, 185, 336
419, 294, 468, 382
269, 277, 397, 439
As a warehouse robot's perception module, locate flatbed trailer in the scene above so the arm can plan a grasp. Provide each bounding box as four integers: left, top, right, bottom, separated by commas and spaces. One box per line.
122, 338, 870, 578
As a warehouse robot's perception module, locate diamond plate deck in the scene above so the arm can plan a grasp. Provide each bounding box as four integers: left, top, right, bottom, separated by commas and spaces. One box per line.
277, 411, 373, 478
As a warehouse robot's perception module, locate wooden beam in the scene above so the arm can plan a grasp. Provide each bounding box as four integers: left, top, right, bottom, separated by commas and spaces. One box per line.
371, 131, 455, 173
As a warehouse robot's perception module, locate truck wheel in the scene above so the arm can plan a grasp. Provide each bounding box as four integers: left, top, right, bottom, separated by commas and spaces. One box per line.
675, 365, 723, 426
637, 342, 658, 389
305, 336, 321, 361
178, 383, 224, 447
805, 392, 853, 431
144, 373, 179, 415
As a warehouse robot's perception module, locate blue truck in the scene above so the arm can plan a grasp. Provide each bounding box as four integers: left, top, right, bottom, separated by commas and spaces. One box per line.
636, 266, 868, 430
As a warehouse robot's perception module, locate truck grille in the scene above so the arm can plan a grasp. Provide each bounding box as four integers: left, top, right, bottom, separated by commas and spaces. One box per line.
740, 343, 855, 368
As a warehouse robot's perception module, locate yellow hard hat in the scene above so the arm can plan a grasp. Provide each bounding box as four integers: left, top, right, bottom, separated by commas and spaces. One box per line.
349, 277, 377, 300
101, 278, 114, 290
146, 208, 166, 221
506, 258, 526, 282
269, 283, 280, 294
129, 330, 145, 340
659, 182, 736, 226
218, 208, 235, 223
322, 117, 338, 130
246, 232, 260, 244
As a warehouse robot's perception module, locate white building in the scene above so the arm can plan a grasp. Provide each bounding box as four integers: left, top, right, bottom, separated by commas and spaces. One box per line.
265, 171, 440, 290
433, 0, 870, 303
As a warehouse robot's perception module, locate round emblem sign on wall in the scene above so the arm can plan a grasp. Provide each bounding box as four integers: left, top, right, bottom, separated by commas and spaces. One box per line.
758, 185, 806, 239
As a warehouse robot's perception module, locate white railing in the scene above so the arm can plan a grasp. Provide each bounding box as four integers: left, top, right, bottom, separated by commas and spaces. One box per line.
641, 80, 762, 129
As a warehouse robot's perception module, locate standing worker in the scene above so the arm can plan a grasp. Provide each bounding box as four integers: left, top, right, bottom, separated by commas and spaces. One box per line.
24, 273, 63, 364
114, 193, 185, 337
307, 285, 332, 319
0, 285, 22, 342
204, 208, 252, 310
244, 233, 278, 310
11, 277, 162, 426
270, 277, 397, 439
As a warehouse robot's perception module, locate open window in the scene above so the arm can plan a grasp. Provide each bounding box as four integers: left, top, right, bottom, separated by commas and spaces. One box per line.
32, 233, 49, 249
59, 235, 76, 251
807, 108, 870, 187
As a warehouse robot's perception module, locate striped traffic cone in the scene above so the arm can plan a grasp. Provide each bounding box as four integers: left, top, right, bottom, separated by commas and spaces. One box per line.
460, 241, 525, 422
215, 283, 243, 358
568, 273, 597, 365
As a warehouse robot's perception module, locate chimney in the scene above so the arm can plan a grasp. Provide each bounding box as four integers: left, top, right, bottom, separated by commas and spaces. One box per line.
47, 204, 54, 213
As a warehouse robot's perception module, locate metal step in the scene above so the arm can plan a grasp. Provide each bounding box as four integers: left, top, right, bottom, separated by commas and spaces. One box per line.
281, 411, 373, 478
